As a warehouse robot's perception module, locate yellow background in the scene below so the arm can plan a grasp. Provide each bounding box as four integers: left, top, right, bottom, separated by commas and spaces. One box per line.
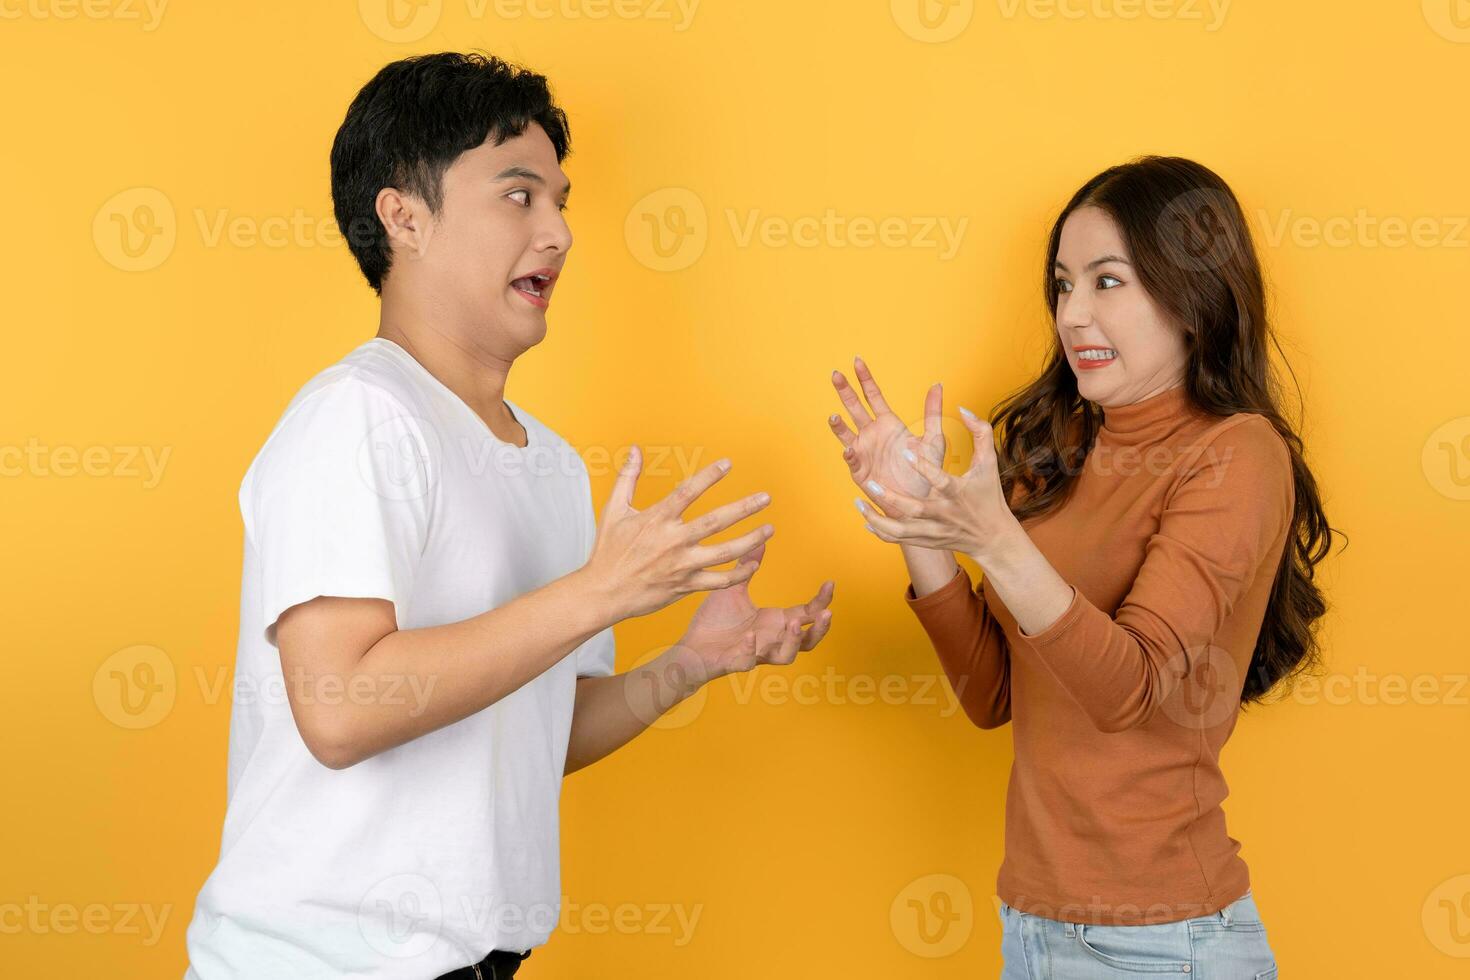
3, 0, 1468, 976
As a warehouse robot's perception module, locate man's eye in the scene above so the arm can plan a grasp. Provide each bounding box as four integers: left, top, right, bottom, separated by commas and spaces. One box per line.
508, 189, 531, 206
1098, 274, 1122, 289
1054, 278, 1073, 294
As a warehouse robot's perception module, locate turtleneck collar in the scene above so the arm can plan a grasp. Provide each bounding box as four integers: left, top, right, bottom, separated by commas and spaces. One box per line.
1097, 384, 1196, 440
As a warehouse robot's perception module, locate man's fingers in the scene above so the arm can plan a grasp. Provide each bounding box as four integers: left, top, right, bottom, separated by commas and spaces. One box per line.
830, 370, 873, 429
853, 356, 893, 417
655, 456, 733, 518
761, 619, 804, 666
687, 524, 775, 570
799, 607, 835, 651
601, 444, 643, 520
685, 491, 773, 542
801, 580, 835, 617
688, 561, 760, 593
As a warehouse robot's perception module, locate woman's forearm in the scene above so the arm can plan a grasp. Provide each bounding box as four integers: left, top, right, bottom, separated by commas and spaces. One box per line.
901, 543, 961, 598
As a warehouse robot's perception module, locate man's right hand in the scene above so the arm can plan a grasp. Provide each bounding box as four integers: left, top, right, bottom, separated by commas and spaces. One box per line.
582, 446, 775, 620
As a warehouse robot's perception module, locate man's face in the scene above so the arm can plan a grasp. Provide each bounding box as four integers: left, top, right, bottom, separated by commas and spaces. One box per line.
397, 123, 573, 354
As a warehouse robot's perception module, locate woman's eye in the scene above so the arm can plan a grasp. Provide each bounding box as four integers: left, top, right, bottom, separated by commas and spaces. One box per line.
1054, 278, 1073, 294
1098, 274, 1122, 289
508, 189, 531, 206
556, 200, 569, 213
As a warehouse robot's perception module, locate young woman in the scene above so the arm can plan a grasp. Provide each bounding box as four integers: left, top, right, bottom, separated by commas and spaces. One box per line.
827, 156, 1336, 979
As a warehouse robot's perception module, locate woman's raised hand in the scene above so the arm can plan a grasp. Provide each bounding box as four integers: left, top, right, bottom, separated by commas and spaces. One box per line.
827, 357, 945, 500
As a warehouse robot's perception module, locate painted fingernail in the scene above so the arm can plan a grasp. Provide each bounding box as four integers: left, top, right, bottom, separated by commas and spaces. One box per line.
854, 498, 867, 513
755, 492, 771, 505
717, 458, 732, 472
829, 414, 840, 423
865, 480, 885, 496
864, 523, 876, 534
959, 406, 977, 420
902, 449, 917, 463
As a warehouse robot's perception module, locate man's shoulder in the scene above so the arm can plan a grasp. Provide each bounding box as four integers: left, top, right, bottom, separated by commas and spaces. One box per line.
243, 342, 433, 488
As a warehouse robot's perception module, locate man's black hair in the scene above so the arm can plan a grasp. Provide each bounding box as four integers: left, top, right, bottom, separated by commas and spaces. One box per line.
329, 51, 572, 295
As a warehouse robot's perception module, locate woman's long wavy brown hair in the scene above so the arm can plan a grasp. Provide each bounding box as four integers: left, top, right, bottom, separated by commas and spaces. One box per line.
990, 156, 1342, 703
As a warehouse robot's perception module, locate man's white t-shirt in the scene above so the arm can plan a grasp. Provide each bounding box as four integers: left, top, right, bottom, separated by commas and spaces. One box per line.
183, 338, 616, 979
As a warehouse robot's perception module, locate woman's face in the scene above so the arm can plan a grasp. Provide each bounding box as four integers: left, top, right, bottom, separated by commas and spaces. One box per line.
1053, 205, 1188, 409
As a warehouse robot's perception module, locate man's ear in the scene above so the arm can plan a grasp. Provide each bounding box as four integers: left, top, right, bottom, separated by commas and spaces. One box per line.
375, 186, 433, 260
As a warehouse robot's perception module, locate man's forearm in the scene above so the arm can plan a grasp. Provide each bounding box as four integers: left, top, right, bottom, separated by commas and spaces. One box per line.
563, 647, 701, 775
323, 567, 623, 767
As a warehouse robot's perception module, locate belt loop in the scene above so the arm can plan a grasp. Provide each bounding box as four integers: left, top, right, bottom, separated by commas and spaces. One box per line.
1219, 903, 1233, 927
1064, 922, 1077, 939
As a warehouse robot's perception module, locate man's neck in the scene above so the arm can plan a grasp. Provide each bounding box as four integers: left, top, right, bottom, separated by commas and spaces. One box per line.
375, 296, 527, 448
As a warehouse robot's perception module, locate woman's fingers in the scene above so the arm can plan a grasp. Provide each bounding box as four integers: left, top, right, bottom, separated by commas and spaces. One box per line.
858, 479, 927, 520
922, 383, 944, 455
958, 406, 995, 469
830, 370, 873, 429
856, 496, 950, 546
852, 356, 893, 417
901, 441, 955, 494
827, 413, 858, 450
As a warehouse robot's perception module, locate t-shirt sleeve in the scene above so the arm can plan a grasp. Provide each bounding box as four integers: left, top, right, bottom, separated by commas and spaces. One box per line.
572, 459, 616, 678
242, 376, 433, 646
1015, 415, 1295, 732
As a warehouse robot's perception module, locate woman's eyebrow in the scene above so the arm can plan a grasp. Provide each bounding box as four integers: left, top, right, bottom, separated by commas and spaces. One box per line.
1054, 254, 1132, 273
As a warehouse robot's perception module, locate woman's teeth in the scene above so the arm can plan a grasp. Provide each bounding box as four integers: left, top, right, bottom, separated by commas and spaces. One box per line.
1079, 349, 1116, 361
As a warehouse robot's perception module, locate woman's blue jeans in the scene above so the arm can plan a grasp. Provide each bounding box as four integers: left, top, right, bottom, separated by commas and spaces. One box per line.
998, 891, 1278, 979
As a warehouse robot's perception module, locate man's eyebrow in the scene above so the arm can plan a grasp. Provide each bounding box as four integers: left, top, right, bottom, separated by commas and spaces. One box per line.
1053, 254, 1132, 273
492, 165, 572, 196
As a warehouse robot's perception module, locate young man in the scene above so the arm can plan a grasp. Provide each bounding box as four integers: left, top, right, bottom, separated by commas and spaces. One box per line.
181, 52, 834, 980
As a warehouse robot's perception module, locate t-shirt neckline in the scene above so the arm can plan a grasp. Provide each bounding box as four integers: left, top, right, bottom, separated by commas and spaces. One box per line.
367, 336, 535, 451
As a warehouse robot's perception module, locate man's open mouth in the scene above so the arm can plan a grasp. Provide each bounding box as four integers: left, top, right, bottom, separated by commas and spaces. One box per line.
510, 271, 556, 303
